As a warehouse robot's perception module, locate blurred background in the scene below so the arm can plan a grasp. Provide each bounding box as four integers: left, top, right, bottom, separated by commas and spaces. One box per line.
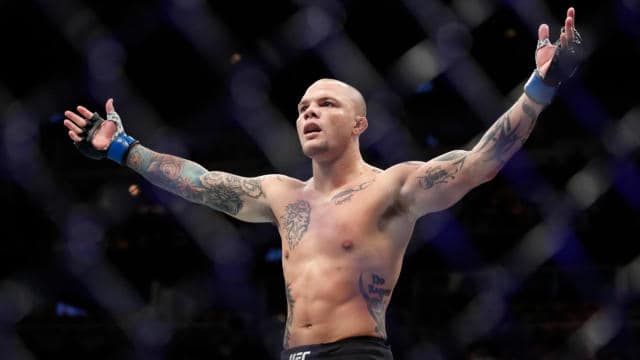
1, 0, 640, 359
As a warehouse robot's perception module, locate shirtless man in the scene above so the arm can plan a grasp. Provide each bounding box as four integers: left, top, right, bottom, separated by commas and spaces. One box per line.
63, 8, 581, 359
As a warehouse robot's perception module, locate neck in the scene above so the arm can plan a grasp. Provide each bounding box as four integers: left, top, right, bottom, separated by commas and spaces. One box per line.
310, 145, 367, 193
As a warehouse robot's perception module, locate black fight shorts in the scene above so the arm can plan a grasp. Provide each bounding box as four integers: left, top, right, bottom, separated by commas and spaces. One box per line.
281, 336, 393, 360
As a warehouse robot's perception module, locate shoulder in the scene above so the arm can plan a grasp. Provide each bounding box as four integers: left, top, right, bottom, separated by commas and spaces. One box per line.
380, 161, 425, 182
261, 174, 306, 194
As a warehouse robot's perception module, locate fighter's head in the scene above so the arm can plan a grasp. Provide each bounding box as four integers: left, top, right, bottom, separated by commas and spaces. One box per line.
296, 79, 368, 160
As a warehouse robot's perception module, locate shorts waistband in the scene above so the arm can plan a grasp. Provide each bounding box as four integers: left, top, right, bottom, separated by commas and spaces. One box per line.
281, 336, 392, 360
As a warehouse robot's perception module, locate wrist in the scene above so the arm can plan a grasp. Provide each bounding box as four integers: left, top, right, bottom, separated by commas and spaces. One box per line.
524, 70, 557, 106
107, 132, 139, 164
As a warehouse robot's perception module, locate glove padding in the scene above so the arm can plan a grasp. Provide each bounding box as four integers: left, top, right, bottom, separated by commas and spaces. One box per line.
538, 27, 583, 86
74, 112, 110, 160
74, 110, 138, 164
525, 27, 583, 105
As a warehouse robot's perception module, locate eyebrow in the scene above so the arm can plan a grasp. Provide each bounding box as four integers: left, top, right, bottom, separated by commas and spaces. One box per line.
297, 96, 340, 110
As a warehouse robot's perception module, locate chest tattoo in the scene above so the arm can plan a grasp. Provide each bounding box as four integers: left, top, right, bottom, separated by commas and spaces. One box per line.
281, 200, 311, 250
331, 178, 375, 205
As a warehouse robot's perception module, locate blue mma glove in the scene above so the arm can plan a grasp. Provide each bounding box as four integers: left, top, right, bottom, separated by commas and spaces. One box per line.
524, 28, 583, 105
74, 111, 138, 164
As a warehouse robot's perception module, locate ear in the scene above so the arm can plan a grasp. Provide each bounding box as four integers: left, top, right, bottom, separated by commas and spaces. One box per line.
353, 115, 368, 135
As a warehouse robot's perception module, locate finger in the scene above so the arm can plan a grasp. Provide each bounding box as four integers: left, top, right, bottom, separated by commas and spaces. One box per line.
64, 110, 87, 127
63, 119, 84, 134
69, 131, 82, 142
560, 32, 568, 48
568, 7, 575, 23
76, 105, 95, 119
565, 16, 574, 42
106, 98, 114, 113
538, 24, 549, 41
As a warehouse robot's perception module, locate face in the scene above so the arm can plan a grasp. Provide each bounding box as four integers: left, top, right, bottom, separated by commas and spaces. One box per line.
296, 80, 365, 160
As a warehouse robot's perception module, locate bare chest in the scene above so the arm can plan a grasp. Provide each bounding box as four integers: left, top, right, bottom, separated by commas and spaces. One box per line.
273, 178, 407, 259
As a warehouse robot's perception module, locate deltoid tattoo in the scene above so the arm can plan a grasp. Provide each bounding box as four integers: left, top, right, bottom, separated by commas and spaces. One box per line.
358, 272, 392, 338
331, 178, 375, 205
284, 282, 295, 349
281, 200, 311, 250
127, 146, 264, 215
417, 151, 466, 189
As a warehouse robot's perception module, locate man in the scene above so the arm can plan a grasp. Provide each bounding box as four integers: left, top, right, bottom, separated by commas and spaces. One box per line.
63, 7, 582, 360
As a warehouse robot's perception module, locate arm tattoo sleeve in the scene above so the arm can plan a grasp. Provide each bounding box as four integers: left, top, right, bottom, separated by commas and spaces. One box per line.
127, 145, 264, 215
417, 151, 466, 190
474, 99, 539, 164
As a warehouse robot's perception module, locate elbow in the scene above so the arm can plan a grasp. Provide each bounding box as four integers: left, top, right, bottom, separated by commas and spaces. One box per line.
479, 166, 500, 184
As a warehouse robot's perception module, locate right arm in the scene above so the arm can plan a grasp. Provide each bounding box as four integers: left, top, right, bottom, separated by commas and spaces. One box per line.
64, 99, 275, 223
126, 144, 275, 223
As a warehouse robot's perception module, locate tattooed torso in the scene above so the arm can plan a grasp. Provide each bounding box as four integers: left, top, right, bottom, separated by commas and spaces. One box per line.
124, 95, 542, 351
272, 169, 415, 349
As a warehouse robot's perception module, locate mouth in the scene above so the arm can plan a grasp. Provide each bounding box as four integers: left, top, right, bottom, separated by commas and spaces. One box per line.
303, 123, 322, 136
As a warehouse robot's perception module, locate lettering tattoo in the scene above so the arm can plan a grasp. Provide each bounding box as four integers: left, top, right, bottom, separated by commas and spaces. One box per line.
359, 272, 391, 338
284, 282, 295, 349
417, 151, 466, 189
127, 146, 264, 215
281, 200, 311, 250
331, 178, 375, 205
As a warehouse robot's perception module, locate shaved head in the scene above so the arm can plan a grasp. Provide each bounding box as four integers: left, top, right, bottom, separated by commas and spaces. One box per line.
307, 78, 367, 117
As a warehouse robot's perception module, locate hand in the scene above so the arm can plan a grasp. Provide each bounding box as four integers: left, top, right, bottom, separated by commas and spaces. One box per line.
64, 98, 118, 150
64, 98, 138, 164
535, 7, 582, 84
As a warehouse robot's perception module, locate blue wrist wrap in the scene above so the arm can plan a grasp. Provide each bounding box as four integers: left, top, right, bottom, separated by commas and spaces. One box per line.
107, 133, 138, 164
524, 70, 557, 105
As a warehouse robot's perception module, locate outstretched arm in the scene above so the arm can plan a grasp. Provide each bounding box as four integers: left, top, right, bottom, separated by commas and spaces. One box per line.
126, 145, 274, 222
64, 99, 275, 223
394, 7, 581, 218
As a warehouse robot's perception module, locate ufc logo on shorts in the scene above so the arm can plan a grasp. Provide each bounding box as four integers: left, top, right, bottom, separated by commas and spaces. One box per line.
288, 350, 311, 360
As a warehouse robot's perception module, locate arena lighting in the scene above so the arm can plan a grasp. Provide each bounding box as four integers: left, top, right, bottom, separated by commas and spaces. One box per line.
55, 302, 87, 317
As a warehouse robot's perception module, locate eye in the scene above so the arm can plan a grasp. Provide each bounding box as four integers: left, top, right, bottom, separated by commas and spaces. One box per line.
298, 105, 308, 113
322, 101, 334, 107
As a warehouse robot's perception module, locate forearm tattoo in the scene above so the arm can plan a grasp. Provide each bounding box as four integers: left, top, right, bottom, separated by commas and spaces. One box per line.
476, 100, 538, 164
331, 178, 375, 205
283, 282, 295, 349
127, 146, 264, 215
476, 112, 522, 164
281, 200, 311, 250
522, 100, 538, 134
358, 272, 391, 338
417, 151, 466, 189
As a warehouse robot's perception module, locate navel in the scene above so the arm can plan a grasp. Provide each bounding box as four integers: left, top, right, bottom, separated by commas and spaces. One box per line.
342, 240, 354, 251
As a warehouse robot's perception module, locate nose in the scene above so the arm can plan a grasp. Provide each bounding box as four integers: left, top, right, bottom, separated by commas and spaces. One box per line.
303, 106, 318, 120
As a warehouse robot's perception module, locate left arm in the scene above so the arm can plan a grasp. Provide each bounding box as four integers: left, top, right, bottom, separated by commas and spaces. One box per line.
395, 7, 581, 218
396, 94, 543, 218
